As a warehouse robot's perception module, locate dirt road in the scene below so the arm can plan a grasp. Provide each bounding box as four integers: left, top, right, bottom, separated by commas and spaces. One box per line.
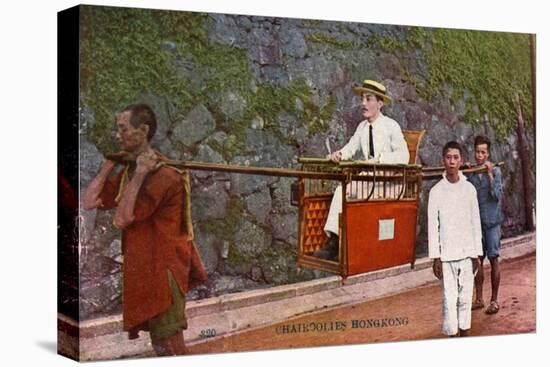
190, 254, 535, 354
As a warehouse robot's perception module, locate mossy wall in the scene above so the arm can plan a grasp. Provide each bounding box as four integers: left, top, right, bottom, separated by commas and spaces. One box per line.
80, 6, 336, 157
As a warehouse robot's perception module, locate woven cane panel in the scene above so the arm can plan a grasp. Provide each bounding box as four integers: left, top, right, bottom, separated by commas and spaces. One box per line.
302, 197, 330, 253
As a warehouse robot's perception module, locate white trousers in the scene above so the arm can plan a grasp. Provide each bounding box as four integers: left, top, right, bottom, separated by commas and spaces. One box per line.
324, 185, 344, 235
441, 258, 475, 335
323, 181, 403, 236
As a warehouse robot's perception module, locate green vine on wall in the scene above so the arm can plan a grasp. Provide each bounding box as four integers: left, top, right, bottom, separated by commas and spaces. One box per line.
81, 6, 209, 152
307, 33, 355, 49
373, 26, 533, 140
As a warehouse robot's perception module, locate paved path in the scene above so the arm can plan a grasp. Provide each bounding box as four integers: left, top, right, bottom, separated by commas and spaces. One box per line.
190, 254, 535, 354
61, 233, 535, 361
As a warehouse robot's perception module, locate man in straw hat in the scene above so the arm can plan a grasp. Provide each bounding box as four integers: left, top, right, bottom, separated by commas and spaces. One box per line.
314, 80, 409, 261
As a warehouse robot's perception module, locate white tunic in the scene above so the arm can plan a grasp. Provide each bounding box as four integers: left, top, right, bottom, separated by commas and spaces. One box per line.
428, 172, 483, 261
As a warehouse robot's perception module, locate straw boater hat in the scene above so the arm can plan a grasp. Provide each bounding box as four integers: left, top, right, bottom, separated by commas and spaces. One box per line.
352, 80, 392, 105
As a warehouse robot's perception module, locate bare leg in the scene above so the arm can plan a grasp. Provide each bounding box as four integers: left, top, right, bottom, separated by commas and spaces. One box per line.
489, 257, 500, 303
473, 257, 484, 307
152, 332, 187, 356
152, 338, 171, 356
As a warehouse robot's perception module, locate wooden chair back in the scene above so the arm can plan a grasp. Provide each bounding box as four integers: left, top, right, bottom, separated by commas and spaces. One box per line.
402, 130, 426, 164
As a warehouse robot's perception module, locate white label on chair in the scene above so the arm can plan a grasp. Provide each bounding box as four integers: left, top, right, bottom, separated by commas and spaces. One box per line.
378, 219, 395, 241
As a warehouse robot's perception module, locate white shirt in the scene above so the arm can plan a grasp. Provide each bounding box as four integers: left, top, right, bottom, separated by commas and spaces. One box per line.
338, 113, 409, 164
428, 172, 483, 261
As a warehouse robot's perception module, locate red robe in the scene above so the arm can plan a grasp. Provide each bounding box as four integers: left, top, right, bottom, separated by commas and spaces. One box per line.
99, 164, 207, 331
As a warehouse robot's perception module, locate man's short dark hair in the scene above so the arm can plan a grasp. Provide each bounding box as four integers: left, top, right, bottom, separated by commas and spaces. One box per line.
474, 135, 491, 151
119, 103, 157, 142
442, 141, 464, 158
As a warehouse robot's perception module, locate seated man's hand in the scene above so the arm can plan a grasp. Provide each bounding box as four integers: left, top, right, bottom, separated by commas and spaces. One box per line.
330, 151, 342, 162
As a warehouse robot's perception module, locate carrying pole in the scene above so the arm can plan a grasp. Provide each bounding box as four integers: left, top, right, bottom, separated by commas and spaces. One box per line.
106, 154, 500, 180
420, 162, 505, 179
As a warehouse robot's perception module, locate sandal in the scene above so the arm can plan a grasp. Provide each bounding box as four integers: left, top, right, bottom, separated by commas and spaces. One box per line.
485, 301, 500, 315
471, 299, 485, 310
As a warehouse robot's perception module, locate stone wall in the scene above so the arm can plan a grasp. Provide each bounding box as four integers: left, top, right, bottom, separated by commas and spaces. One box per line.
76, 8, 535, 320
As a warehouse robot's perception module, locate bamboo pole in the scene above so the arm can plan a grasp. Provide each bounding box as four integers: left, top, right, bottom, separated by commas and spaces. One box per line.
105, 154, 500, 180
420, 162, 505, 179
165, 160, 345, 180
105, 153, 344, 180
